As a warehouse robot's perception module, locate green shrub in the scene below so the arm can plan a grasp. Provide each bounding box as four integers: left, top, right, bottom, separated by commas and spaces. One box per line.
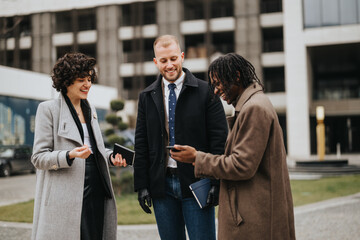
118, 122, 129, 131
111, 170, 134, 196
107, 134, 125, 145
104, 128, 115, 136
105, 114, 118, 126
110, 99, 125, 112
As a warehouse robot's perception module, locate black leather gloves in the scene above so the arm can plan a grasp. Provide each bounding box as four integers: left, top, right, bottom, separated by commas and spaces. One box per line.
206, 185, 219, 207
138, 188, 152, 214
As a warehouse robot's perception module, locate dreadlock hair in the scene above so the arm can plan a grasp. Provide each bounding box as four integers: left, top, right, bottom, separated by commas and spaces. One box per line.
208, 53, 264, 98
51, 52, 97, 94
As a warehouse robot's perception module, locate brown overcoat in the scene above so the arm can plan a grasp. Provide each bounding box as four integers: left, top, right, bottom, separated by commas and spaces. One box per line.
195, 83, 295, 240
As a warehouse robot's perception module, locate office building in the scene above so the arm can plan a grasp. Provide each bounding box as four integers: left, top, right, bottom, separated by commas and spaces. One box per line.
1, 0, 359, 159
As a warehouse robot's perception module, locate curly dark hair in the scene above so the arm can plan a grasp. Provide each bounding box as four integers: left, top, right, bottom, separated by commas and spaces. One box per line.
51, 52, 97, 93
208, 53, 264, 97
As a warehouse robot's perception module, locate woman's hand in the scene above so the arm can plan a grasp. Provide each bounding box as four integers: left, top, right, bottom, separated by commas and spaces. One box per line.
69, 145, 92, 159
170, 145, 197, 165
111, 153, 127, 167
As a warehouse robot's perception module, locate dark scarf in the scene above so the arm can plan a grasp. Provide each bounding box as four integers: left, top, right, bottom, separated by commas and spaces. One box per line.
62, 92, 112, 198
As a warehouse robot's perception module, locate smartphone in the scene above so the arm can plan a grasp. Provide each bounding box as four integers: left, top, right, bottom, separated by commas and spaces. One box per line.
166, 146, 180, 152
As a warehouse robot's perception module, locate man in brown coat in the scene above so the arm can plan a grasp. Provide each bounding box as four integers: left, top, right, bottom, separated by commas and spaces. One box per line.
171, 53, 295, 239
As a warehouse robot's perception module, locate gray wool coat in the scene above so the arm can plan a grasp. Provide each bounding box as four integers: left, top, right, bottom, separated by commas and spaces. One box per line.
195, 83, 295, 240
31, 94, 117, 240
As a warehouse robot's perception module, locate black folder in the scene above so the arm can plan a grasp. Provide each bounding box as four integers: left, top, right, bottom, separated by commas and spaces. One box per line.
113, 143, 135, 166
189, 178, 211, 209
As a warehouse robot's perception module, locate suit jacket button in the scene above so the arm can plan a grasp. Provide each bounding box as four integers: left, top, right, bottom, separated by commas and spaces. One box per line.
52, 165, 58, 170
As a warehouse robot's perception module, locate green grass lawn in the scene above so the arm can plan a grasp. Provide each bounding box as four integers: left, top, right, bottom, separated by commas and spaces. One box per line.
1, 174, 360, 224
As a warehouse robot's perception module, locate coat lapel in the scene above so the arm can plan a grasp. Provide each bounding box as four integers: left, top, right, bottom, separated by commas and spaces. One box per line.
225, 83, 263, 154
150, 79, 166, 133
234, 82, 263, 114
57, 95, 83, 145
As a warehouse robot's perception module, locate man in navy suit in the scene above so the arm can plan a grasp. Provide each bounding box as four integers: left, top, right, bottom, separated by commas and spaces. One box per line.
134, 35, 228, 240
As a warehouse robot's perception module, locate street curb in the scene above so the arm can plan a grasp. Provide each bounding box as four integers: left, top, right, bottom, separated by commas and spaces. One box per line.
294, 192, 360, 215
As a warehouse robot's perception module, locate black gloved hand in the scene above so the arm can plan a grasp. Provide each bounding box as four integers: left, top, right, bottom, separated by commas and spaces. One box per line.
138, 188, 152, 214
206, 185, 219, 207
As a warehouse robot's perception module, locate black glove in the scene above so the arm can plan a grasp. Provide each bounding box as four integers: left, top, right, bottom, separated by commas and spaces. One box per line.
206, 185, 219, 207
138, 188, 152, 214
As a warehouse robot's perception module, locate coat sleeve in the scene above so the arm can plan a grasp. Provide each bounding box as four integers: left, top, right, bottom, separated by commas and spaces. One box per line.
133, 93, 150, 191
31, 102, 70, 170
195, 102, 272, 181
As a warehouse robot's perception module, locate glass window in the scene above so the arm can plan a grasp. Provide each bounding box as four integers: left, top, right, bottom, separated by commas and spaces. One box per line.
263, 67, 285, 92
303, 0, 322, 28
122, 40, 135, 63
340, 0, 358, 25
212, 32, 234, 54
184, 0, 204, 20
322, 0, 340, 26
123, 77, 133, 90
143, 2, 156, 24
19, 15, 31, 37
260, 0, 283, 13
121, 2, 155, 26
6, 50, 14, 67
184, 34, 205, 58
120, 4, 131, 26
262, 27, 283, 52
304, 0, 360, 28
310, 43, 360, 100
55, 11, 72, 33
56, 46, 73, 60
5, 17, 14, 38
358, 0, 360, 22
78, 9, 96, 31
78, 44, 96, 59
310, 115, 360, 154
143, 38, 155, 62
211, 0, 233, 18
0, 96, 41, 146
20, 49, 31, 70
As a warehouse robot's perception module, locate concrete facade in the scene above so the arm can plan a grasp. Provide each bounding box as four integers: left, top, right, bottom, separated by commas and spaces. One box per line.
1, 0, 360, 158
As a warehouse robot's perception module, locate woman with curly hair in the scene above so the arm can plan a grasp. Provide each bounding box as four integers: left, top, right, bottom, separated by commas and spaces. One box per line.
31, 52, 126, 240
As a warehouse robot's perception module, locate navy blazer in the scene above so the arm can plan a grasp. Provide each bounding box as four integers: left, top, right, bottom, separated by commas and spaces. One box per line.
134, 68, 228, 198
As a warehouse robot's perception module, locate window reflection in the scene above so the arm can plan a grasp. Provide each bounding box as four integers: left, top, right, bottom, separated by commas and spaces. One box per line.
303, 0, 360, 28
310, 43, 360, 100
0, 96, 107, 146
0, 97, 41, 146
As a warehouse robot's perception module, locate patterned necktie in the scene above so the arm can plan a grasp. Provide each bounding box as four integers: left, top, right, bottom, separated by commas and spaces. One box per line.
168, 83, 177, 146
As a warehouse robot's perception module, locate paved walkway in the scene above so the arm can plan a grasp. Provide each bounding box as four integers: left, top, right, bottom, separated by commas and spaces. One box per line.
1, 192, 360, 240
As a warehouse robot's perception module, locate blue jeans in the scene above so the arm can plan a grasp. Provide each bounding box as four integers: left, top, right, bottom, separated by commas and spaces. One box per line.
152, 175, 216, 240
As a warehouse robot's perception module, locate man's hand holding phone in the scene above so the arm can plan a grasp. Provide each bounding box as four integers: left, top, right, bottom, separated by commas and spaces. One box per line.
167, 145, 197, 165
166, 146, 181, 152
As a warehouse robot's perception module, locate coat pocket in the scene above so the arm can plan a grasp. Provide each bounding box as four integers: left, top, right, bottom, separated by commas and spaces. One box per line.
227, 186, 243, 226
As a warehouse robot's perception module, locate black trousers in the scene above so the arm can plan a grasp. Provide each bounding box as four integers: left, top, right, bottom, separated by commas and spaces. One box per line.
81, 154, 105, 240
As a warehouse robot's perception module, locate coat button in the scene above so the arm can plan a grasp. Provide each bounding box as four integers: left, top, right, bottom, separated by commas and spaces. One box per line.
51, 165, 58, 170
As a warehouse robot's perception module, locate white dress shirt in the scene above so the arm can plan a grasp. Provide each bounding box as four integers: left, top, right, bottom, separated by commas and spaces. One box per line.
162, 71, 185, 168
